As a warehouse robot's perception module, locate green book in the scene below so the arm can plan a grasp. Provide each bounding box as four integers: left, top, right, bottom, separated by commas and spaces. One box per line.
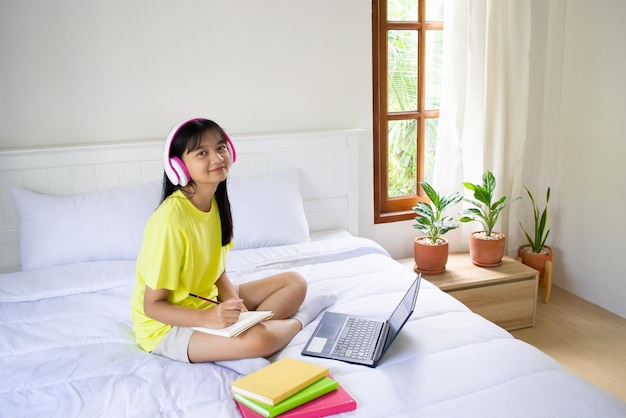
232, 376, 339, 418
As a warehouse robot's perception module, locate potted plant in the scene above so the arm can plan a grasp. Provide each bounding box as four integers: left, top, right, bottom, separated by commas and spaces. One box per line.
518, 186, 553, 303
412, 181, 463, 274
459, 170, 520, 267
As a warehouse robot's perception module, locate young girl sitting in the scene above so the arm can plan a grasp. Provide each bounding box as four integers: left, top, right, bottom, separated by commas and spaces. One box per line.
131, 118, 335, 370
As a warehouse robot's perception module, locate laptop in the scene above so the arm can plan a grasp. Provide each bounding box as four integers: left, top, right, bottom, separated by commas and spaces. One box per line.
302, 274, 421, 367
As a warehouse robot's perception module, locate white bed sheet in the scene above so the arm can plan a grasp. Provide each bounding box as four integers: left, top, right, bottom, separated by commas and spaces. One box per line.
1, 235, 624, 417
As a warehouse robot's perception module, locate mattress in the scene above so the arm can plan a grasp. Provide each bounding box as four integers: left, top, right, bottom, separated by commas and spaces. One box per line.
1, 234, 625, 417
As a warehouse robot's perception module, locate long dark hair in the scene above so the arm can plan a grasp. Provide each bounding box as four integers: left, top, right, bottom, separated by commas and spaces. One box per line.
162, 119, 233, 246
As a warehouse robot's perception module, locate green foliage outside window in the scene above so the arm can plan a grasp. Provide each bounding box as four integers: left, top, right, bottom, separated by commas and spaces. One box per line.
387, 28, 442, 198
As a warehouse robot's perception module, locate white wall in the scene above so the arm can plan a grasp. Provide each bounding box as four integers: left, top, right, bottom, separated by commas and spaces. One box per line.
1, 0, 624, 318
554, 0, 626, 318
0, 1, 371, 146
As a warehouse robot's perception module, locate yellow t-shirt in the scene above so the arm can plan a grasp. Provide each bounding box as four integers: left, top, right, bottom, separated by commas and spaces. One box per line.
130, 191, 232, 352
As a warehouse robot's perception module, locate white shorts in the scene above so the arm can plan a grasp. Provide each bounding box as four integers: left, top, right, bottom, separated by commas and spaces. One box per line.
151, 326, 194, 363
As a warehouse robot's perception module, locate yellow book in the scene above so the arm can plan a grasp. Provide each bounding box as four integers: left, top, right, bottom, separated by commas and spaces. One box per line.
231, 357, 329, 406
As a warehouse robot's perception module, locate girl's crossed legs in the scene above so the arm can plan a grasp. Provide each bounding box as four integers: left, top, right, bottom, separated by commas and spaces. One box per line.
187, 271, 335, 363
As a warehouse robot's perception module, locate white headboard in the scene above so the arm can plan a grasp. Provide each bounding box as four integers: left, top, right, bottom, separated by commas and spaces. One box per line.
0, 129, 362, 272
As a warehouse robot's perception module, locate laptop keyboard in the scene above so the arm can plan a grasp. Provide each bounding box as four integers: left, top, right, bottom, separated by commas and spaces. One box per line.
332, 317, 379, 360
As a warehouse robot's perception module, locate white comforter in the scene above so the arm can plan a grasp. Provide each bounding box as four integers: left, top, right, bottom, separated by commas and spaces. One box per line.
1, 236, 625, 417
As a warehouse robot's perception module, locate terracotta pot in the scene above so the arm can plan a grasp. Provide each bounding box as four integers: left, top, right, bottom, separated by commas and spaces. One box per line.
413, 237, 449, 274
469, 231, 505, 267
518, 244, 554, 303
518, 245, 553, 279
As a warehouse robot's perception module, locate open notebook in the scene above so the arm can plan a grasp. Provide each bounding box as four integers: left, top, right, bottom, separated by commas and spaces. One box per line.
192, 310, 274, 337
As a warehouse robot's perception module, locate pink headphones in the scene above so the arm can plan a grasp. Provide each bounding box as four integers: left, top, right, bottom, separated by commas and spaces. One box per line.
163, 118, 237, 186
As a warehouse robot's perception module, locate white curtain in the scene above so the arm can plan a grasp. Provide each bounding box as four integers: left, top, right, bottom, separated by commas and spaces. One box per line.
433, 0, 565, 256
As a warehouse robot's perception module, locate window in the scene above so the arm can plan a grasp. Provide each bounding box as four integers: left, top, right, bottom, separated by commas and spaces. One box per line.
373, 0, 444, 223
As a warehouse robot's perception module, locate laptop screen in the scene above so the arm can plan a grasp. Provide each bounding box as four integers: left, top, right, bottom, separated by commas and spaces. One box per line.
382, 275, 421, 353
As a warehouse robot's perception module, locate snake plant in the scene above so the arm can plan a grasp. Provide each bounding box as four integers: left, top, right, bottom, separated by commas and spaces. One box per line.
519, 186, 551, 253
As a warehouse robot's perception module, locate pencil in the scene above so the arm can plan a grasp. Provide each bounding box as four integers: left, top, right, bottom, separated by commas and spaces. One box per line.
188, 293, 221, 305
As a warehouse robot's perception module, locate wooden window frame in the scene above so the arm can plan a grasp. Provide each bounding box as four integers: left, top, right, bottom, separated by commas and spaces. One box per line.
373, 0, 442, 223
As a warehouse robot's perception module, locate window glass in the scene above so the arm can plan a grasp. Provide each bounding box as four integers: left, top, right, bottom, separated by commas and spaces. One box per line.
425, 30, 443, 110
388, 119, 418, 197
424, 118, 438, 184
388, 31, 418, 113
388, 0, 418, 21
425, 0, 443, 21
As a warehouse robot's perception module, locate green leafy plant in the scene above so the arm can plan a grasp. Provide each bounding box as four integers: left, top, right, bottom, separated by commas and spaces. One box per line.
519, 186, 551, 253
412, 181, 463, 244
459, 170, 520, 237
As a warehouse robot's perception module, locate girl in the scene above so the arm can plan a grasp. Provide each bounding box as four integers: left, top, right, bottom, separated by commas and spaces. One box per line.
131, 118, 335, 368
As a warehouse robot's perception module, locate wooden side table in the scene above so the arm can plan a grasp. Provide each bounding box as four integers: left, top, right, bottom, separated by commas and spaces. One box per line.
398, 253, 539, 331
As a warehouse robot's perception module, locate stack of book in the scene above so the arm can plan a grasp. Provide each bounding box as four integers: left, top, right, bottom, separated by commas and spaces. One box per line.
230, 357, 357, 418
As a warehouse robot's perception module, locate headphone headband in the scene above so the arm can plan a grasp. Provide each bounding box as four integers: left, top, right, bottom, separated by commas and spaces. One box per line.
163, 118, 236, 186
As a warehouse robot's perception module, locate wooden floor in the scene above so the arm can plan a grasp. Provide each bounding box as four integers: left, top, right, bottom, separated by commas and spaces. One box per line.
511, 285, 626, 402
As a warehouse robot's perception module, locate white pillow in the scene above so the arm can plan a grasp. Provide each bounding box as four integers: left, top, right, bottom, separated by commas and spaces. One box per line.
11, 182, 161, 270
229, 170, 310, 250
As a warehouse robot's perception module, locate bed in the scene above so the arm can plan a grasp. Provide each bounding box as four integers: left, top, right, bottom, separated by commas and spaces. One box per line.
1, 130, 624, 417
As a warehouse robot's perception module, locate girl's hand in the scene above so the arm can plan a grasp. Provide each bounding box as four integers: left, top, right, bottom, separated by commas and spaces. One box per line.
204, 298, 246, 328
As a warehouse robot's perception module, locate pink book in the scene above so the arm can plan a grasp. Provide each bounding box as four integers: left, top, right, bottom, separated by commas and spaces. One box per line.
234, 384, 357, 418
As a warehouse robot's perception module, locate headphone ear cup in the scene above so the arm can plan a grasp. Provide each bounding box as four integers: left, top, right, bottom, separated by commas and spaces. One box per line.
224, 132, 237, 163
170, 156, 190, 187
164, 119, 194, 186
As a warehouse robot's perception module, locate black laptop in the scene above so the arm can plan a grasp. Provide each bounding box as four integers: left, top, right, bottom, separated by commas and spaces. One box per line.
302, 274, 421, 367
